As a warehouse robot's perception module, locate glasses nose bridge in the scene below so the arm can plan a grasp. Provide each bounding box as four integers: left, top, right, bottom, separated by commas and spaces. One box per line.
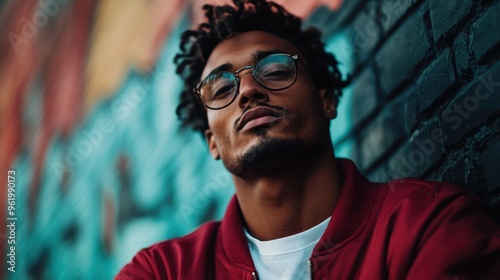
234, 65, 255, 79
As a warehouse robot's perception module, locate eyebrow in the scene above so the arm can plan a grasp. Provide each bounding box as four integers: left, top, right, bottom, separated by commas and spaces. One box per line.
252, 49, 288, 61
207, 63, 233, 77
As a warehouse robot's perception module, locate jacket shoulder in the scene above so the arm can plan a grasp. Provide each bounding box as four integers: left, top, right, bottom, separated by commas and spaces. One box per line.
116, 221, 220, 279
377, 179, 500, 278
384, 177, 477, 205
150, 220, 221, 250
375, 177, 487, 239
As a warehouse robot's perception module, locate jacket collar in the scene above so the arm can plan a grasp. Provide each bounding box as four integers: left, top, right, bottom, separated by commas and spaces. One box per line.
312, 158, 379, 254
219, 191, 255, 271
218, 158, 379, 269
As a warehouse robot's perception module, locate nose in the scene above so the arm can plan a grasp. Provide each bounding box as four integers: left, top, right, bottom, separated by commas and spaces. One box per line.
236, 69, 269, 108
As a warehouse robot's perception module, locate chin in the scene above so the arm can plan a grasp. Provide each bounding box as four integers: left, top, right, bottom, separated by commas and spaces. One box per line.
235, 136, 303, 170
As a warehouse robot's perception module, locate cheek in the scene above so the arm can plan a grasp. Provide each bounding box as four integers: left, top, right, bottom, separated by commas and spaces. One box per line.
207, 110, 227, 131
207, 111, 234, 146
286, 89, 325, 132
287, 86, 322, 117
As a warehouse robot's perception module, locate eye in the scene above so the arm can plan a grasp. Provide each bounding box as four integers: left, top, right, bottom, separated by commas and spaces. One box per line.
210, 78, 236, 100
257, 61, 295, 81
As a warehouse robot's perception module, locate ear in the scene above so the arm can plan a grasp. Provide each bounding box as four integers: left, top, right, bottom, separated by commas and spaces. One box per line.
205, 129, 221, 160
319, 88, 337, 120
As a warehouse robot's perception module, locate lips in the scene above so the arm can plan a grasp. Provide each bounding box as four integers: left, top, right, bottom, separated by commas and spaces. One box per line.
237, 107, 282, 131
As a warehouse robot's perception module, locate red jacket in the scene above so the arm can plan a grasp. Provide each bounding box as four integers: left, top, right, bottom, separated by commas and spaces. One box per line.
117, 159, 500, 279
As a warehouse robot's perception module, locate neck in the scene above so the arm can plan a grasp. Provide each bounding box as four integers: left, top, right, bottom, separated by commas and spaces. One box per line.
233, 148, 340, 241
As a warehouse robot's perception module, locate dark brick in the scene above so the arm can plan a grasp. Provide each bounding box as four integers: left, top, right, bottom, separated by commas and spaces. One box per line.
350, 7, 381, 63
424, 163, 446, 181
387, 118, 445, 179
440, 63, 500, 148
360, 98, 407, 171
405, 49, 456, 132
376, 12, 429, 96
350, 68, 378, 127
379, 0, 415, 32
481, 140, 500, 196
442, 155, 469, 189
405, 93, 419, 134
454, 33, 470, 80
413, 59, 456, 119
471, 1, 500, 60
442, 150, 484, 194
429, 0, 473, 42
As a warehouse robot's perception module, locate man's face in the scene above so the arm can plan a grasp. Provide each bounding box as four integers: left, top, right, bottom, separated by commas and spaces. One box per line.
202, 31, 337, 175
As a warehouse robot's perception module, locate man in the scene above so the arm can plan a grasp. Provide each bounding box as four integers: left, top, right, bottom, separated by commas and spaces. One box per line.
117, 0, 500, 279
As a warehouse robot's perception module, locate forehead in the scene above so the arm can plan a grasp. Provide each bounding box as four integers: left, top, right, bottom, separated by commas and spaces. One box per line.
202, 31, 301, 78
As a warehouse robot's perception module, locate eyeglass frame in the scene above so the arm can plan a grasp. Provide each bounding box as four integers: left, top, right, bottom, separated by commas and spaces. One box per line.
193, 53, 310, 110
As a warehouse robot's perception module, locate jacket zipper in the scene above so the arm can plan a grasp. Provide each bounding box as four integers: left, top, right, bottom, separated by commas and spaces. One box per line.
307, 260, 313, 280
252, 271, 257, 280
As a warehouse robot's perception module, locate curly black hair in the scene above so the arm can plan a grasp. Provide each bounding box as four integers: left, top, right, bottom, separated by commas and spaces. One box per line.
174, 0, 346, 135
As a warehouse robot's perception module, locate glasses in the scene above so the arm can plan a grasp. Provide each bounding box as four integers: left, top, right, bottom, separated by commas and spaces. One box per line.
193, 53, 302, 110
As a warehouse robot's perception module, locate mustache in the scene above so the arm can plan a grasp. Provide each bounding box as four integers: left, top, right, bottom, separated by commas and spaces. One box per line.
233, 102, 289, 130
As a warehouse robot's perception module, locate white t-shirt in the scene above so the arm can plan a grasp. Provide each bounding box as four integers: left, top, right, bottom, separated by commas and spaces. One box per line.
244, 216, 331, 280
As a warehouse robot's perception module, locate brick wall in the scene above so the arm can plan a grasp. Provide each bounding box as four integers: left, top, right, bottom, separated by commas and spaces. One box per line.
316, 0, 500, 221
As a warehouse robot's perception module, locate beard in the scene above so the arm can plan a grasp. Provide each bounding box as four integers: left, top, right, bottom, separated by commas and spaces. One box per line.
223, 131, 306, 176
238, 136, 302, 167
